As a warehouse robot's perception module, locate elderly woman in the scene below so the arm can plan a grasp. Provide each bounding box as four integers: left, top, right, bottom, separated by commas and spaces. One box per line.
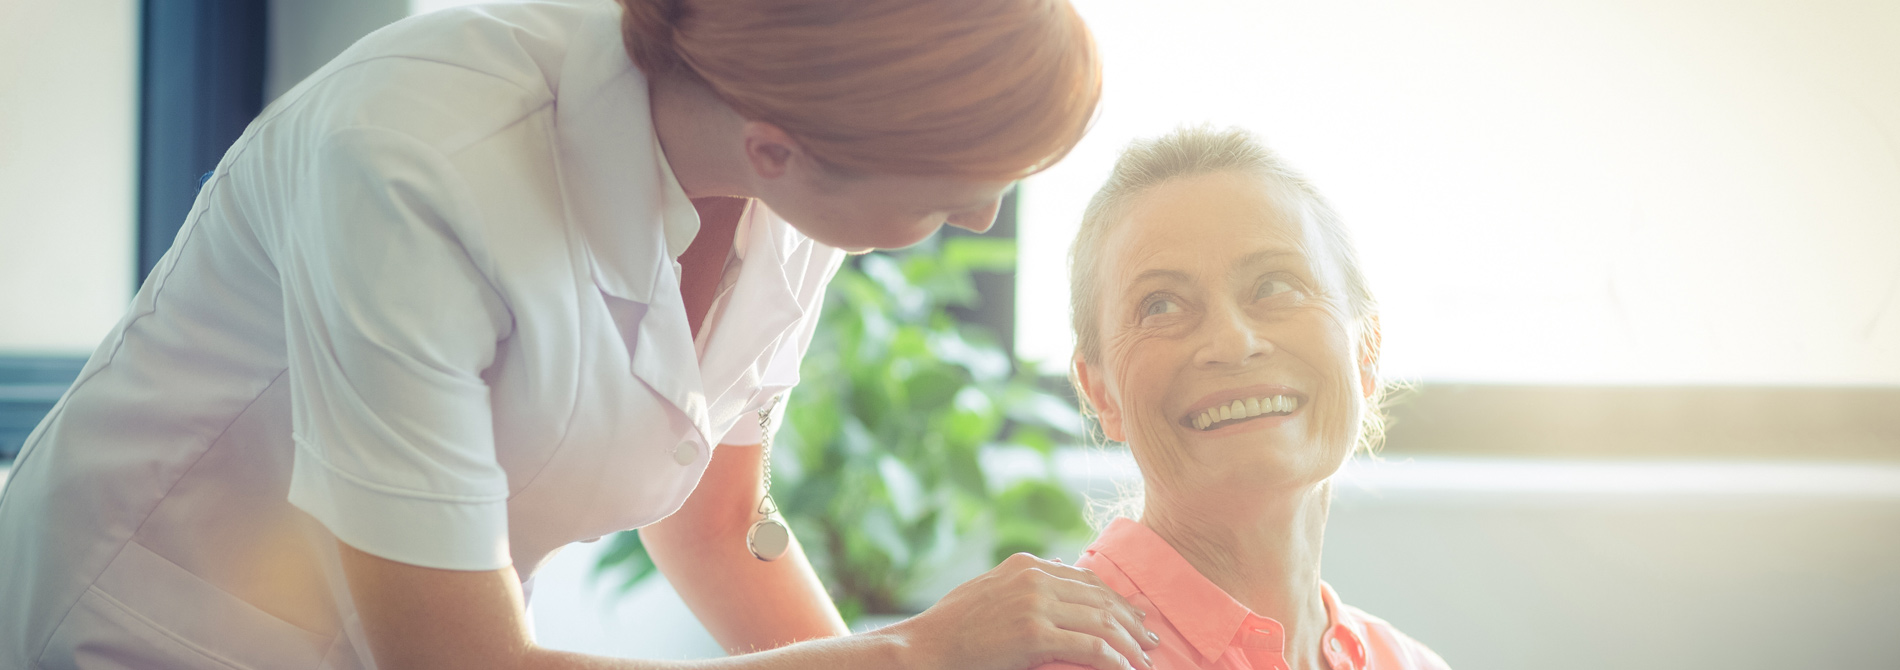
1049, 127, 1451, 670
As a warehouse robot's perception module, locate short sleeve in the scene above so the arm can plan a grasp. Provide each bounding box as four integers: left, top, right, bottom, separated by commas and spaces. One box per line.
283, 126, 517, 571
715, 243, 837, 447
716, 302, 817, 446
718, 385, 793, 446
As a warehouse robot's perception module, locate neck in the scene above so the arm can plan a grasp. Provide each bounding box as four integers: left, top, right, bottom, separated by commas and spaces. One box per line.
1141, 479, 1333, 670
649, 72, 754, 199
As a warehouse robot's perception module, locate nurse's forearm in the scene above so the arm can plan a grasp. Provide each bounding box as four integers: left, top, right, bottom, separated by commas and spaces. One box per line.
338, 540, 907, 670
521, 632, 910, 670
641, 443, 849, 653
341, 539, 1152, 670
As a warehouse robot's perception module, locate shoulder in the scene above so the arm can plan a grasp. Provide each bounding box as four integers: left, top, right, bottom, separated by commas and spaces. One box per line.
1072, 546, 1141, 600
266, 2, 616, 158
1342, 605, 1454, 670
749, 204, 848, 301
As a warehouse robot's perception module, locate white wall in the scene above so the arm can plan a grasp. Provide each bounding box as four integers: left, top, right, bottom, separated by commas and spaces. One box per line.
0, 0, 138, 354
1017, 0, 1900, 386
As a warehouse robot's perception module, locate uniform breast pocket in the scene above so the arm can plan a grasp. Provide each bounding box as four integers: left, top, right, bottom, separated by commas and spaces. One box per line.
38, 542, 333, 670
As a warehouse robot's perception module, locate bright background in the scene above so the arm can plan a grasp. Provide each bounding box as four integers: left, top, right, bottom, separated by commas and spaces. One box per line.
0, 0, 137, 354
2, 0, 1896, 667
1017, 0, 1900, 386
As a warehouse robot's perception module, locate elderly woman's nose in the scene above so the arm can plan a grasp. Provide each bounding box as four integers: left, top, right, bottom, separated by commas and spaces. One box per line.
1193, 302, 1273, 367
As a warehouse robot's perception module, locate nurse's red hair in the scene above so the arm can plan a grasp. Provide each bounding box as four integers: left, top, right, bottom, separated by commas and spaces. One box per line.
618, 0, 1101, 180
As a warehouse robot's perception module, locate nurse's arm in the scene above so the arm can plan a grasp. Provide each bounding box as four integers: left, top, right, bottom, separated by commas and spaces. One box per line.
340, 539, 883, 670
639, 442, 849, 652
340, 536, 1155, 670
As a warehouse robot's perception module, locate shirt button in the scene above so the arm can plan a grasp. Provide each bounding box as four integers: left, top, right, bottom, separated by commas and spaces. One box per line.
672, 441, 698, 465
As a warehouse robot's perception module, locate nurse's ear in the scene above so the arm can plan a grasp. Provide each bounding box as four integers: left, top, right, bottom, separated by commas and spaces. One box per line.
1073, 355, 1128, 443
740, 120, 808, 181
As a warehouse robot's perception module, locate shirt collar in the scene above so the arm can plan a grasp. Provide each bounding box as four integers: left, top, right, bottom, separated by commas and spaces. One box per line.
554, 1, 699, 304
1087, 518, 1371, 666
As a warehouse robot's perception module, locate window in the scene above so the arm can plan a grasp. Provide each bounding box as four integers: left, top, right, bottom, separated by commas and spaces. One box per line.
1017, 0, 1900, 386
1013, 0, 1900, 458
0, 0, 138, 355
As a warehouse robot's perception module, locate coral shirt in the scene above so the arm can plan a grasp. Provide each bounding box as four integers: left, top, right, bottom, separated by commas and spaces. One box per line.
1040, 519, 1451, 670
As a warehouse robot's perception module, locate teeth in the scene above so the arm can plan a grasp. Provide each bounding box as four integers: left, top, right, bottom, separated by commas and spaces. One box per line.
1190, 394, 1302, 430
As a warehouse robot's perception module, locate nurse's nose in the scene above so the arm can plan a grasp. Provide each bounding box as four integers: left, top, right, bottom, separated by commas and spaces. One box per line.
945, 198, 1002, 234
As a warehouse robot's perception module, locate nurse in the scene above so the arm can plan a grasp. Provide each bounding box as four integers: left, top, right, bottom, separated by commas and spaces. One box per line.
0, 1, 1159, 669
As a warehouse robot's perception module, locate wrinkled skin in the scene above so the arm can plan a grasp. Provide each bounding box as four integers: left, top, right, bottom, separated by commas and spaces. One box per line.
1076, 170, 1378, 516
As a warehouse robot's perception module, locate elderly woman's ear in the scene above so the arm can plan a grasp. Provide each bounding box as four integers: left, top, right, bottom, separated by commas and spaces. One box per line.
1358, 315, 1382, 400
1073, 356, 1128, 443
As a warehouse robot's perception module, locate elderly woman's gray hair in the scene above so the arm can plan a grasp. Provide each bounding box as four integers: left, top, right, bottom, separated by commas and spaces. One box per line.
1066, 125, 1390, 452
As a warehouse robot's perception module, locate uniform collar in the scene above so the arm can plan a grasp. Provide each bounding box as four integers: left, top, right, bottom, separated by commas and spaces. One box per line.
553, 1, 698, 304
1087, 518, 1370, 667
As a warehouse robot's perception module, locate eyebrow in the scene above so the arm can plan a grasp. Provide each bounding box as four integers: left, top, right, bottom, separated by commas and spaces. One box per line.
1129, 268, 1191, 286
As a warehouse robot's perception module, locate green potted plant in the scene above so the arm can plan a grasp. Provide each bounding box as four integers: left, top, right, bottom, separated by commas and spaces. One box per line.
594, 236, 1092, 624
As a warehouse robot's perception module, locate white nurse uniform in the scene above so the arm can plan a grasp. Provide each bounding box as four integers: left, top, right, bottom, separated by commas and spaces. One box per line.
0, 2, 843, 668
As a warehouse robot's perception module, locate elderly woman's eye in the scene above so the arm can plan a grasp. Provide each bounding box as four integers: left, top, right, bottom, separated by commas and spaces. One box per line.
1142, 297, 1181, 318
1255, 277, 1298, 301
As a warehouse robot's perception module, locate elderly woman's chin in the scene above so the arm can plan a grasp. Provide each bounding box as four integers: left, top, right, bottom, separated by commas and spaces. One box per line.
1147, 408, 1357, 495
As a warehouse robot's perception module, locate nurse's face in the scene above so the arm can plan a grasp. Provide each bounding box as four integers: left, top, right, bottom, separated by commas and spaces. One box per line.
761, 169, 1014, 252
1075, 171, 1376, 497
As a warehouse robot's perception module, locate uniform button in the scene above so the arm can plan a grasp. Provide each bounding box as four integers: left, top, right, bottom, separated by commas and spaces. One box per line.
672, 441, 697, 465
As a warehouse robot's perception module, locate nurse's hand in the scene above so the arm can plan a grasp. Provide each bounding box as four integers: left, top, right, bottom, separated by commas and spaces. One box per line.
881, 552, 1159, 670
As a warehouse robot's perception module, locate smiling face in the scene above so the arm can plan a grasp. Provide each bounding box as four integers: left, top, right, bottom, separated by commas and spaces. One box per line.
1075, 170, 1378, 495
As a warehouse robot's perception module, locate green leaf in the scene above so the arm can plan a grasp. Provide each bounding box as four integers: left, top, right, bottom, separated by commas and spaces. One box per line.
942, 237, 1018, 273
927, 329, 1012, 384
902, 365, 966, 414
1010, 426, 1057, 455
838, 418, 878, 459
994, 480, 1087, 532
944, 440, 990, 499
1004, 388, 1087, 438
941, 387, 1002, 449
859, 507, 911, 567
992, 527, 1051, 565
877, 455, 926, 523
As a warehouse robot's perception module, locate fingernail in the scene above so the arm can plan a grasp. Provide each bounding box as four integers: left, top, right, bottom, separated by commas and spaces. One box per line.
1142, 653, 1153, 668
1147, 631, 1159, 643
